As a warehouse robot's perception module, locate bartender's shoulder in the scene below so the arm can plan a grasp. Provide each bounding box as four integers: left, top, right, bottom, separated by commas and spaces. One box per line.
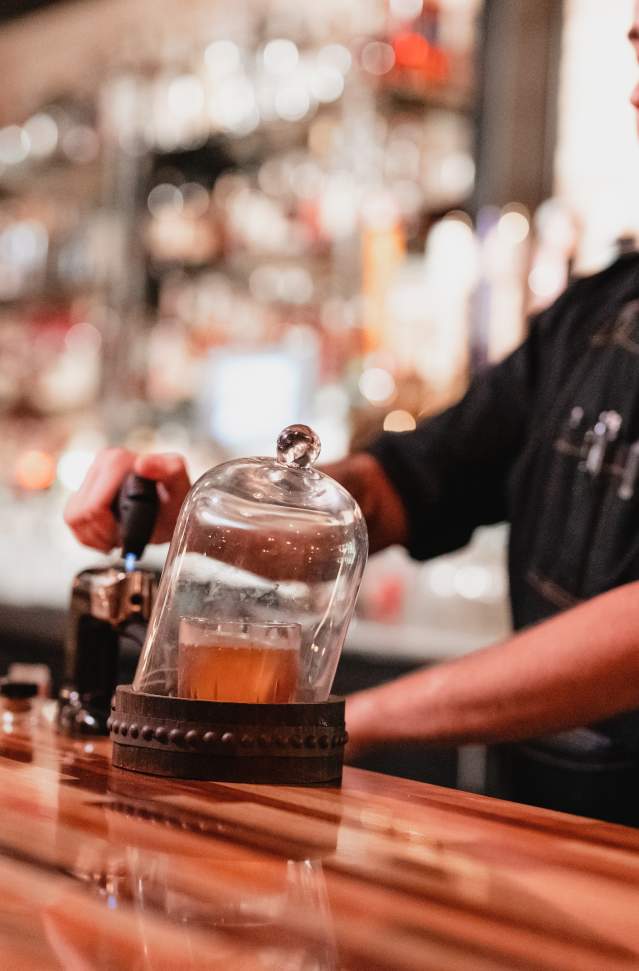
566, 250, 639, 302
526, 252, 639, 358
536, 251, 639, 341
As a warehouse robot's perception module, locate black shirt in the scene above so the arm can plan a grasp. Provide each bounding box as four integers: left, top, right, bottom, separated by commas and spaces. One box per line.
368, 251, 639, 750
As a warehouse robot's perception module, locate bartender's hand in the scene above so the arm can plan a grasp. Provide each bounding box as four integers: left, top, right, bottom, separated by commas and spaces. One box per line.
64, 449, 191, 552
321, 452, 408, 554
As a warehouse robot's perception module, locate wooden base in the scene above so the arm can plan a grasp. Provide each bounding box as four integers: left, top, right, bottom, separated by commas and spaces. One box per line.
109, 685, 346, 785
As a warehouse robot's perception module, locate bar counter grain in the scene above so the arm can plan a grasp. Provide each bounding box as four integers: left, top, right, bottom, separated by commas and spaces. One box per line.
0, 717, 639, 970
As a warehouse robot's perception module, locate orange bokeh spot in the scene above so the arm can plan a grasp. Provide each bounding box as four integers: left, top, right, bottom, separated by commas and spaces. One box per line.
392, 32, 450, 82
14, 450, 56, 491
393, 32, 431, 70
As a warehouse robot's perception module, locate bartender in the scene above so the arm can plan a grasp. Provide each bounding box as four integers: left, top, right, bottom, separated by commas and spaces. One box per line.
66, 8, 639, 826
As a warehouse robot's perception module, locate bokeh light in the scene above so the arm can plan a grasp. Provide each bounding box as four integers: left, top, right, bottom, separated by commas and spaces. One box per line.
14, 451, 56, 491
317, 43, 352, 75
204, 40, 241, 75
23, 114, 58, 158
263, 39, 299, 76
148, 184, 183, 216
498, 207, 530, 246
390, 0, 424, 19
361, 42, 395, 76
359, 368, 397, 404
274, 85, 311, 122
383, 409, 417, 432
65, 322, 102, 353
0, 126, 30, 166
310, 65, 344, 103
57, 449, 96, 491
528, 262, 566, 299
168, 75, 205, 117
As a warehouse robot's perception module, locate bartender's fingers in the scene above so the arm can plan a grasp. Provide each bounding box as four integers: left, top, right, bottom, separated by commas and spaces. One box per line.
86, 509, 120, 551
64, 447, 136, 550
79, 520, 114, 553
133, 452, 191, 543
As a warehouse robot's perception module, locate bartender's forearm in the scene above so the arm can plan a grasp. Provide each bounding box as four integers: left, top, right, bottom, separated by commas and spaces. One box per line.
347, 581, 639, 751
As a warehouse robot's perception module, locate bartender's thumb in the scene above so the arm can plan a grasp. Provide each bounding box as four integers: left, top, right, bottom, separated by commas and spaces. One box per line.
133, 453, 191, 543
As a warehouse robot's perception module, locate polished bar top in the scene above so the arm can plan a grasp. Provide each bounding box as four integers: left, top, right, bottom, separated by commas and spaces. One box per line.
1, 712, 639, 970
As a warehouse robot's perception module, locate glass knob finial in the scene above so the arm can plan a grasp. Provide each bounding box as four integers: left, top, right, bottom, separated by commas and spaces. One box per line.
277, 424, 321, 468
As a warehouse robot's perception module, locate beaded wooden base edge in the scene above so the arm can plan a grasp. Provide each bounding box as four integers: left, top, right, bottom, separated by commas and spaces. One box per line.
110, 685, 346, 785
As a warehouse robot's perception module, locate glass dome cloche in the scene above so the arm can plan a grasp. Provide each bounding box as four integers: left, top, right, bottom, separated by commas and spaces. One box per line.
134, 424, 368, 705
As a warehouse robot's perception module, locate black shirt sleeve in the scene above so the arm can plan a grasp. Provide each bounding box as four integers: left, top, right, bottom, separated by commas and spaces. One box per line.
366, 310, 550, 561
364, 250, 639, 563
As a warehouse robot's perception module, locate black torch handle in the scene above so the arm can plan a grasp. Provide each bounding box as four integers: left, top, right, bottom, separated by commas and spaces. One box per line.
111, 473, 159, 560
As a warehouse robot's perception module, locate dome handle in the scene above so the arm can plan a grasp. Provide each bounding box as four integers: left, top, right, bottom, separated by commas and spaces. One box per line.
276, 424, 321, 469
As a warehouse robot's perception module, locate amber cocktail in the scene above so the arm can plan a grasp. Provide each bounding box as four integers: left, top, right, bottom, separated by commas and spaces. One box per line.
177, 619, 301, 704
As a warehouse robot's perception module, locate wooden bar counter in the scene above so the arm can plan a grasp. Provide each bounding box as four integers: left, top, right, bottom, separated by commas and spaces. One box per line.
1, 713, 639, 970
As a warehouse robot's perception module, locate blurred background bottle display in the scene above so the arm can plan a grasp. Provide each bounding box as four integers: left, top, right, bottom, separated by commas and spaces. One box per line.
0, 0, 638, 711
